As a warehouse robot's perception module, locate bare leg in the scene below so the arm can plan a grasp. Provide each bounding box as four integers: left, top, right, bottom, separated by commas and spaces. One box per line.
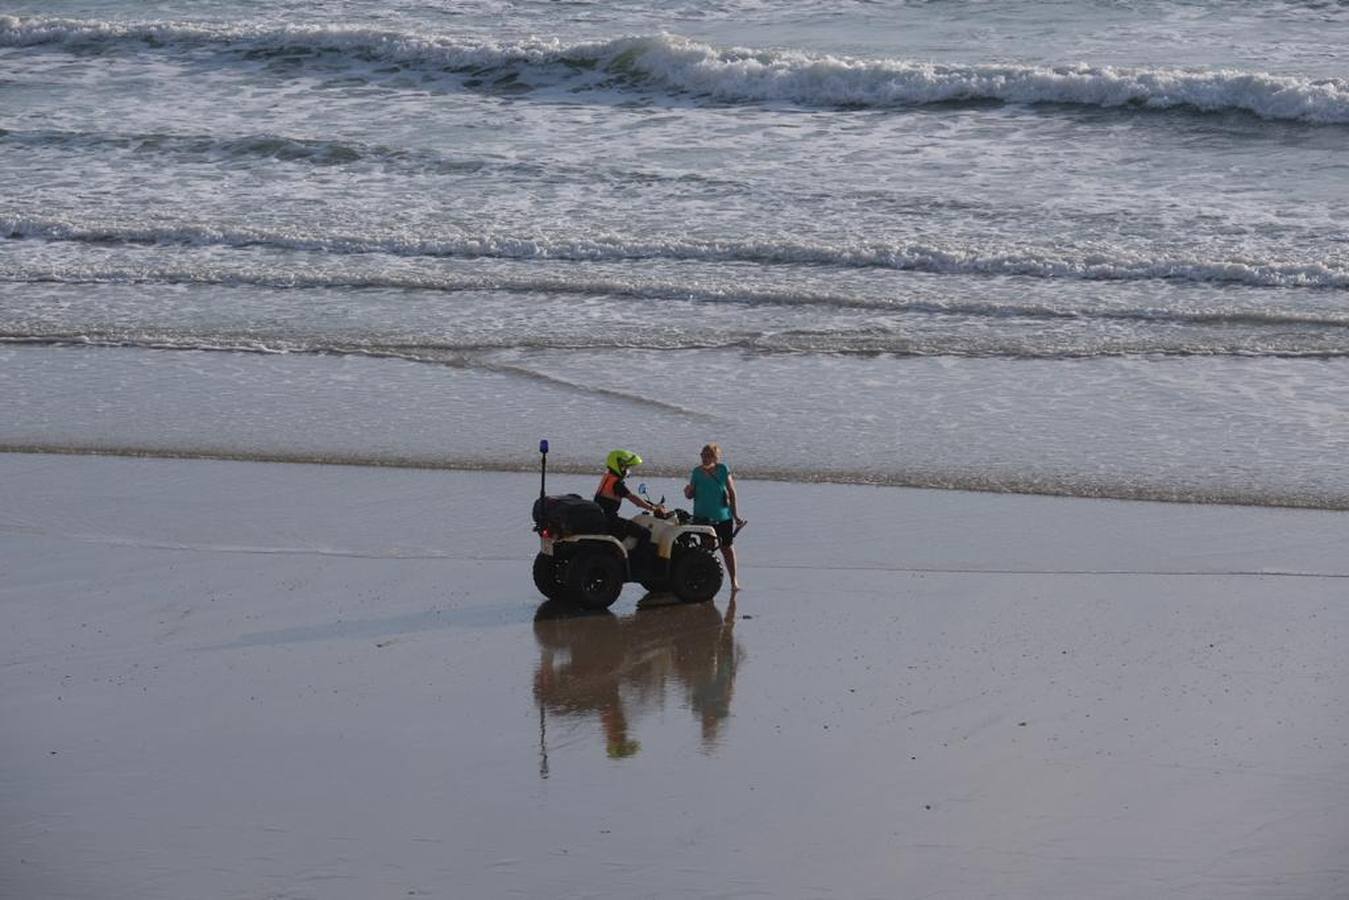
723, 545, 740, 591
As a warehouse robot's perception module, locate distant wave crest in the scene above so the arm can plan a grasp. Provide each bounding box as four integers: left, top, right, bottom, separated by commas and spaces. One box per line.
5, 213, 1348, 290
0, 126, 726, 187
11, 263, 1349, 328
3, 16, 1348, 123
7, 317, 1349, 361
0, 127, 371, 167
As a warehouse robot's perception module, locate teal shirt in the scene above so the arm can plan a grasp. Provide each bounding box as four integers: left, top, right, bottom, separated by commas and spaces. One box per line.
690, 463, 732, 522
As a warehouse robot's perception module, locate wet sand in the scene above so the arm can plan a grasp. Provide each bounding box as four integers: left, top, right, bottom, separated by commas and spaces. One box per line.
2, 453, 1348, 899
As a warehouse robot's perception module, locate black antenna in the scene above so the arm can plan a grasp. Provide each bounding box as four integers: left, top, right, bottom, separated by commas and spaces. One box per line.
538, 439, 549, 501
539, 701, 549, 779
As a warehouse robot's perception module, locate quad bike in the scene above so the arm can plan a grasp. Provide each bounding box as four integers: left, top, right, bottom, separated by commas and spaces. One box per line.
530, 440, 724, 609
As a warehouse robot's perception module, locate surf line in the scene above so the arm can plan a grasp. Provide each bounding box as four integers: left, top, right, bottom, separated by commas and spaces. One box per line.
755, 563, 1349, 579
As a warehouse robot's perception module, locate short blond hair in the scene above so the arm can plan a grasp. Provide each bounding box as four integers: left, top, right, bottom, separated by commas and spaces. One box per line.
700, 443, 722, 460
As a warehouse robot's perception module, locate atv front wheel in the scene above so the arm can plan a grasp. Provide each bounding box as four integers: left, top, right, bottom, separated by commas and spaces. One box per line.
565, 547, 625, 610
669, 548, 722, 603
532, 553, 566, 600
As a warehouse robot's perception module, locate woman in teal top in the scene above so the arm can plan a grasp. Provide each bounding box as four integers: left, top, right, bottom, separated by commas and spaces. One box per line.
684, 443, 745, 592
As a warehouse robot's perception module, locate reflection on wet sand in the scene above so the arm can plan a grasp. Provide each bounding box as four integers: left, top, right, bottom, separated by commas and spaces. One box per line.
533, 596, 741, 771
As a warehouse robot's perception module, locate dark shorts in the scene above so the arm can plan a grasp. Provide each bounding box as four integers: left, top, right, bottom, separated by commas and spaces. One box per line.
695, 517, 735, 548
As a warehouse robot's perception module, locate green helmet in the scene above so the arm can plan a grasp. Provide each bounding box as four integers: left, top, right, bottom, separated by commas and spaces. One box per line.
607, 738, 642, 759
606, 449, 642, 474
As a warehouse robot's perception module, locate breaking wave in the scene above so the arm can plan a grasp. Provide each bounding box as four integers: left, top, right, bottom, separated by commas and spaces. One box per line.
0, 127, 374, 167
0, 127, 736, 188
4, 16, 1348, 123
7, 325, 1349, 361
9, 263, 1349, 328
5, 214, 1347, 289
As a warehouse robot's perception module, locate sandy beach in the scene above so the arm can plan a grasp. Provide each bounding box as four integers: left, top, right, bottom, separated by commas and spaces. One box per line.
3, 451, 1347, 899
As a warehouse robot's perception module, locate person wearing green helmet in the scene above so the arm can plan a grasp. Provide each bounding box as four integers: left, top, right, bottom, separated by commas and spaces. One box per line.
595, 449, 664, 542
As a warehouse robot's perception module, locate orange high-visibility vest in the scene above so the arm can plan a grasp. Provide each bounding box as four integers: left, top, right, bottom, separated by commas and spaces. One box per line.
595, 471, 623, 503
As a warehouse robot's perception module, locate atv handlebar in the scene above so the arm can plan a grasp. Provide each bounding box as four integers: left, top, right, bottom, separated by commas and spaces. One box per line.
636, 484, 692, 523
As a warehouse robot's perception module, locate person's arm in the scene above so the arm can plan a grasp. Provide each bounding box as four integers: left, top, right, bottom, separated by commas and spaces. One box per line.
619, 481, 662, 513
684, 469, 696, 500
727, 473, 744, 524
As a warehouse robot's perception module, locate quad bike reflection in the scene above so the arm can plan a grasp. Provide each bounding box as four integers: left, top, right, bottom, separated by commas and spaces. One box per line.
533, 595, 741, 772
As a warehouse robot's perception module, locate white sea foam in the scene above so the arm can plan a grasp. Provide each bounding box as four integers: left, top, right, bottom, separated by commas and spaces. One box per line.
8, 328, 1349, 361
4, 17, 1347, 123
8, 262, 1349, 328
0, 127, 733, 187
5, 214, 1347, 289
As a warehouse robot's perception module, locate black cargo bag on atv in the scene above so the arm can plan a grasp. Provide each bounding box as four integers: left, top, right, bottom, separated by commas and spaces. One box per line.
532, 493, 608, 535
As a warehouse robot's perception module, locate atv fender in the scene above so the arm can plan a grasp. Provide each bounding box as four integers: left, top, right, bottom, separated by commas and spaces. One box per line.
659, 525, 718, 559
549, 534, 630, 577
543, 533, 626, 554
628, 514, 718, 560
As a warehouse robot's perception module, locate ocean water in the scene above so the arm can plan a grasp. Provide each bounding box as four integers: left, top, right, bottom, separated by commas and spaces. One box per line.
2, 1, 1348, 507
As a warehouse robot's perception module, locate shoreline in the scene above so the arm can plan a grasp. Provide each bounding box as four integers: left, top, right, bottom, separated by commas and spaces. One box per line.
7, 342, 1349, 515
5, 443, 1349, 513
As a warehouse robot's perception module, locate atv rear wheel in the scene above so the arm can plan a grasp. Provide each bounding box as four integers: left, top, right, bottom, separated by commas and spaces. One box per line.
669, 548, 722, 603
565, 547, 625, 610
532, 552, 566, 600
